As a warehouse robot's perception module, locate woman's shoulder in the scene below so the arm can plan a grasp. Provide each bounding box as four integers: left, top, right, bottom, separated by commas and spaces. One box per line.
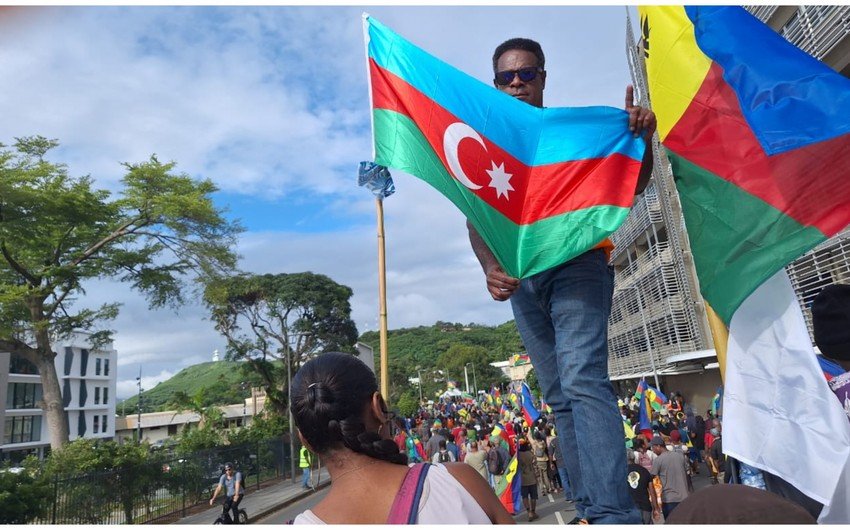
293, 510, 325, 525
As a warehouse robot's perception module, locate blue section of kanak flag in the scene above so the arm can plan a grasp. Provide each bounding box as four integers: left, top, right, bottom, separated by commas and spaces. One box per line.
635, 379, 653, 433
685, 6, 850, 155
520, 382, 541, 424
364, 14, 644, 166
819, 356, 846, 379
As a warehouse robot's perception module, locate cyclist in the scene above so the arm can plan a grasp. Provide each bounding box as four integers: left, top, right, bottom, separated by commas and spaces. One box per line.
210, 462, 243, 524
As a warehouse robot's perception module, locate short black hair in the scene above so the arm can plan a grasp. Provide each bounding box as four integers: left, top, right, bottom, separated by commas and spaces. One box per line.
492, 38, 545, 73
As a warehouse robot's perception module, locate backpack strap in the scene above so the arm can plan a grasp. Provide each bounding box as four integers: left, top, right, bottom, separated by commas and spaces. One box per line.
386, 463, 431, 524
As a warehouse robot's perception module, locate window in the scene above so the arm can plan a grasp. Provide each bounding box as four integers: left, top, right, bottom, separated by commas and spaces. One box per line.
95, 358, 102, 376
3, 416, 42, 445
94, 387, 100, 405
6, 383, 42, 409
9, 355, 38, 375
103, 388, 109, 405
104, 359, 110, 377
102, 415, 107, 432
93, 415, 100, 434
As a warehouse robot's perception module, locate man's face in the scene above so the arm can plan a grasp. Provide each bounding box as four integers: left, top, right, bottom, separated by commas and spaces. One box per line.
494, 49, 545, 108
225, 467, 233, 476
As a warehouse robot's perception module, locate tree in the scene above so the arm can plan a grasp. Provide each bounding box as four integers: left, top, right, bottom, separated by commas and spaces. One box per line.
0, 137, 241, 449
436, 344, 508, 392
204, 272, 358, 416
0, 467, 50, 524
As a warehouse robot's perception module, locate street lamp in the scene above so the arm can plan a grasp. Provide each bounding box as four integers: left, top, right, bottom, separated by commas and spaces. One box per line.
465, 362, 477, 395
135, 367, 143, 443
415, 367, 424, 404
620, 285, 661, 390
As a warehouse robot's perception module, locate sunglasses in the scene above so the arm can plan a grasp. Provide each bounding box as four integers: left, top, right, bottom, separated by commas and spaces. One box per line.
494, 66, 543, 86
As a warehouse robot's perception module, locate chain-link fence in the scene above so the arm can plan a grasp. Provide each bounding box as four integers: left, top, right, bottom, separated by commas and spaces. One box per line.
35, 437, 293, 524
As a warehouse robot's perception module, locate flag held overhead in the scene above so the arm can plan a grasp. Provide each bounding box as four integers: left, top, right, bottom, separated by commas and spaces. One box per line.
363, 14, 645, 279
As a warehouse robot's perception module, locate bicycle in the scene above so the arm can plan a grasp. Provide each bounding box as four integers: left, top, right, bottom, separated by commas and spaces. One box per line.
213, 500, 248, 525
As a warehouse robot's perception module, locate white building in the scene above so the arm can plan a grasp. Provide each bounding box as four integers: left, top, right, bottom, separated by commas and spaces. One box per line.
0, 332, 117, 463
113, 390, 267, 445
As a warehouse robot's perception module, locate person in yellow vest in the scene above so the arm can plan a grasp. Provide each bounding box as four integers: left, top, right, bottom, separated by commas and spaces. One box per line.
300, 445, 313, 489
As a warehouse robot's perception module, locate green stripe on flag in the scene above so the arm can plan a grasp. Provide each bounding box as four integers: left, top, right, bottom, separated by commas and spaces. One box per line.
374, 108, 629, 278
669, 152, 826, 325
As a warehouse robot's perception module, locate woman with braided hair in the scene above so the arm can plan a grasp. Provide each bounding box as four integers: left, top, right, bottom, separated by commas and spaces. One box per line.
290, 353, 514, 524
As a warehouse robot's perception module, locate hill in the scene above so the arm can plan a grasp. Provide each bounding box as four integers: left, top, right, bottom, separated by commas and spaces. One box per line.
118, 360, 253, 414
118, 320, 525, 414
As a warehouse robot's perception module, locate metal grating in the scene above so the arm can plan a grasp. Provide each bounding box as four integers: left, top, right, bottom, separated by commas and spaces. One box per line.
606, 10, 708, 379
747, 5, 850, 61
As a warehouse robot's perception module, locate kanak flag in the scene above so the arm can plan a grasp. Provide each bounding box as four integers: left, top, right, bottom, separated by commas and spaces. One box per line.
363, 14, 645, 278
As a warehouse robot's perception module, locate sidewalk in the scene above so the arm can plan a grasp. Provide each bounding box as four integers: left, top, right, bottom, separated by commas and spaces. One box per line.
175, 471, 330, 524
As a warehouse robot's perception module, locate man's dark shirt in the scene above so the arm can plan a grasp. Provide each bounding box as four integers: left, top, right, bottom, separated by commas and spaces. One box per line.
627, 463, 653, 511
709, 437, 725, 473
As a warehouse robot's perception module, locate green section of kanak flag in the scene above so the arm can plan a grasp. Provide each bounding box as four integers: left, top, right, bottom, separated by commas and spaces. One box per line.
669, 152, 826, 325
374, 108, 629, 278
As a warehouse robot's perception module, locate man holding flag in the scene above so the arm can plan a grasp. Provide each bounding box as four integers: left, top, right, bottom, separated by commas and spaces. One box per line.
466, 38, 656, 524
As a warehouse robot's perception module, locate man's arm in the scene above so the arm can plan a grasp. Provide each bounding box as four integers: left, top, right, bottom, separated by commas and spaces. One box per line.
209, 483, 222, 505
625, 85, 657, 196
234, 472, 242, 498
467, 221, 519, 301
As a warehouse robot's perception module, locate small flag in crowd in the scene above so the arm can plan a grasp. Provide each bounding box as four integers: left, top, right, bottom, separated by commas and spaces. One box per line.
520, 382, 541, 425
494, 455, 522, 515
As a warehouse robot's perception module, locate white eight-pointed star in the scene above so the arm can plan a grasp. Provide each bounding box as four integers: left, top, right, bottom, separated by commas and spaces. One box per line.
486, 161, 514, 200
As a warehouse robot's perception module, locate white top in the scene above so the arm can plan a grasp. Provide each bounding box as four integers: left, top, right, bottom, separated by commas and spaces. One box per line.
293, 463, 491, 524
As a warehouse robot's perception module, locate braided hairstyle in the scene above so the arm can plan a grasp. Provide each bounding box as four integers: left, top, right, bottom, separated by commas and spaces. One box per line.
291, 352, 407, 465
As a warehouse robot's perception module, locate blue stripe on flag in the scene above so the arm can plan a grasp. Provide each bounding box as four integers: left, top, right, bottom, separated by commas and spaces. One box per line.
366, 15, 644, 165
685, 6, 850, 155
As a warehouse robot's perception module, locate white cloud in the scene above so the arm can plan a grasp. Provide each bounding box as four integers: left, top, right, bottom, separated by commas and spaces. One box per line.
116, 369, 177, 401
1, 5, 641, 388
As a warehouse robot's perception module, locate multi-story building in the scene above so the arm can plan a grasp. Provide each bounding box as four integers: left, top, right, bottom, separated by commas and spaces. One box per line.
607, 6, 850, 411
0, 332, 117, 463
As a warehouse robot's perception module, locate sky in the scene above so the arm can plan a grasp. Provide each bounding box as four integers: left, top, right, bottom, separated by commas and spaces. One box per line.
0, 5, 641, 399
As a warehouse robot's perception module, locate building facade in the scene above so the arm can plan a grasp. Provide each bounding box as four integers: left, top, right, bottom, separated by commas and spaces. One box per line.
607, 6, 850, 412
0, 333, 117, 463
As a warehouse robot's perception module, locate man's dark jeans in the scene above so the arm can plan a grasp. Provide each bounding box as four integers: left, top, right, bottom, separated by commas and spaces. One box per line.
223, 495, 242, 524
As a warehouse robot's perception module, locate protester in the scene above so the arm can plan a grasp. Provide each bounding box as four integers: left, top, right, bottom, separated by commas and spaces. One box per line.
517, 439, 540, 522
433, 439, 457, 464
650, 435, 690, 519
425, 425, 447, 461
466, 36, 655, 524
530, 430, 552, 496
464, 440, 489, 480
289, 353, 514, 524
626, 448, 657, 524
707, 419, 725, 484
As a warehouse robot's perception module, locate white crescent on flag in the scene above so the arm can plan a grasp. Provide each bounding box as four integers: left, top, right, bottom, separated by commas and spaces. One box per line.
443, 122, 484, 190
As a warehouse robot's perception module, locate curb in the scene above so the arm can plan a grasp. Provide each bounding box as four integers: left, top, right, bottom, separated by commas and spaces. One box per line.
250, 479, 331, 523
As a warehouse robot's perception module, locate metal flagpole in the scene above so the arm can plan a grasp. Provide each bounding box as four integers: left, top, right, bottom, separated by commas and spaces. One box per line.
704, 303, 729, 382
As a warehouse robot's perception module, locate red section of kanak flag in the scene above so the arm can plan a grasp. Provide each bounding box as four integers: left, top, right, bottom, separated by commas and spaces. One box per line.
370, 59, 638, 226
664, 62, 850, 236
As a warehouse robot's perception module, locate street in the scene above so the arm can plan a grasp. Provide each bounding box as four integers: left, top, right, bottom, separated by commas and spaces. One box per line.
257, 486, 578, 525
255, 471, 714, 524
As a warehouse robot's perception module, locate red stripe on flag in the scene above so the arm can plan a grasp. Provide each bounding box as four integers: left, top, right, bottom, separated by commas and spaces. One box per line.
370, 59, 639, 226
664, 62, 850, 237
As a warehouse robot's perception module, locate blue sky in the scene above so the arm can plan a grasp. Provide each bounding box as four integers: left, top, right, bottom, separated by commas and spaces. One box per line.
0, 5, 641, 398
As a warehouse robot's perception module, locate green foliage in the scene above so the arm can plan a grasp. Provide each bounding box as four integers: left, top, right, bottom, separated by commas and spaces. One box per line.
359, 320, 521, 403
227, 413, 287, 446
119, 361, 256, 413
0, 468, 50, 524
525, 368, 541, 399
204, 272, 359, 416
395, 391, 420, 418
174, 425, 225, 456
0, 137, 242, 448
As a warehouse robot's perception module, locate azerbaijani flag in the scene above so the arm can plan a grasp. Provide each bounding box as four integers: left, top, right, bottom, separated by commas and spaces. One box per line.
494, 455, 523, 514
363, 15, 645, 279
520, 382, 541, 425
639, 6, 850, 326
639, 7, 850, 521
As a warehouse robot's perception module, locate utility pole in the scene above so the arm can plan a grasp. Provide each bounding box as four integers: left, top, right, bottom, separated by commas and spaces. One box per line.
135, 367, 143, 443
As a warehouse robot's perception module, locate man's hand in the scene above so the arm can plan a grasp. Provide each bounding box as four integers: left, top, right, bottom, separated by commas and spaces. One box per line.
485, 264, 519, 301
209, 498, 215, 506
625, 85, 657, 141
